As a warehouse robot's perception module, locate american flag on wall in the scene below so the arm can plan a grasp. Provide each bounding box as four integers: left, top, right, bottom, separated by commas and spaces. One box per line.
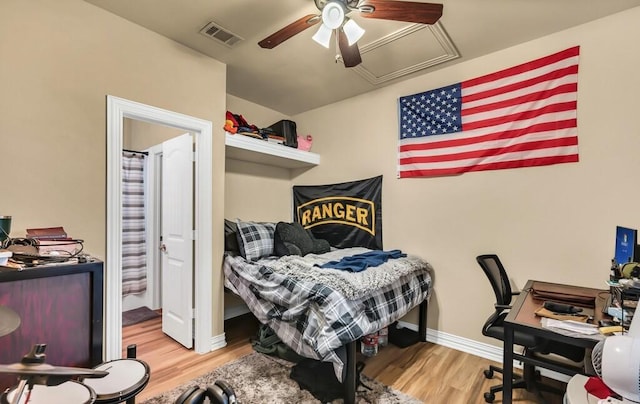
398, 46, 580, 178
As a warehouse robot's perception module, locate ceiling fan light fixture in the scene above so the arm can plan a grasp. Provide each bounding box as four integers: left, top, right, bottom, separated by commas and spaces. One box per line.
312, 24, 333, 48
342, 18, 365, 46
321, 2, 346, 29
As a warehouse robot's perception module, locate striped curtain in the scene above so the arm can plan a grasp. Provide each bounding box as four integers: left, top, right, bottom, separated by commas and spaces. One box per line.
122, 151, 147, 296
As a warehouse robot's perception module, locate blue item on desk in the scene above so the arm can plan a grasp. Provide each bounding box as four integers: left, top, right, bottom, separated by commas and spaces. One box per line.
606, 306, 631, 320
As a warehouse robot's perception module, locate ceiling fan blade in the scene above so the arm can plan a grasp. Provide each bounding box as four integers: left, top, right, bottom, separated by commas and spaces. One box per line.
258, 14, 321, 49
338, 30, 362, 68
359, 0, 443, 24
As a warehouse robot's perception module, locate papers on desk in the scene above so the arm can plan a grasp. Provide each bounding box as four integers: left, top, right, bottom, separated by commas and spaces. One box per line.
541, 318, 605, 341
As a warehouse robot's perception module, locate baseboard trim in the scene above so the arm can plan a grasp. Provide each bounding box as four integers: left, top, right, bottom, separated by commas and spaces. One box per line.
396, 321, 571, 383
210, 332, 227, 351
213, 304, 251, 351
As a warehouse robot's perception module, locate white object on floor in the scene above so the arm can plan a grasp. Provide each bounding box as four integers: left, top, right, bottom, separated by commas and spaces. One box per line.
563, 374, 599, 404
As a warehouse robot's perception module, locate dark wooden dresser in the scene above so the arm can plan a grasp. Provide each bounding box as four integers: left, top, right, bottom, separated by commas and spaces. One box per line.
0, 260, 103, 390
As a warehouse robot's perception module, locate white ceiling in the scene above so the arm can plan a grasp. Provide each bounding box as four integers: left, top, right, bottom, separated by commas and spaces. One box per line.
85, 0, 640, 115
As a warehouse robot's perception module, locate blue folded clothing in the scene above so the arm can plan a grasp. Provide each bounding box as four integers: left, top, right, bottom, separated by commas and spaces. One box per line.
319, 249, 406, 272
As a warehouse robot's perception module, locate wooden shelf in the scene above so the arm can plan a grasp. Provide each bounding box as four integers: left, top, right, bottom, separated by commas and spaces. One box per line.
225, 132, 320, 169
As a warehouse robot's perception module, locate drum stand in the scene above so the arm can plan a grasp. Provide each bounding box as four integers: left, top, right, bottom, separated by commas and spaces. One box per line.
0, 344, 107, 404
8, 379, 29, 404
6, 345, 58, 404
126, 344, 137, 404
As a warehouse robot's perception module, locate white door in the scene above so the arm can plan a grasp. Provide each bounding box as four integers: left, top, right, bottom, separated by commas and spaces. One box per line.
161, 133, 194, 348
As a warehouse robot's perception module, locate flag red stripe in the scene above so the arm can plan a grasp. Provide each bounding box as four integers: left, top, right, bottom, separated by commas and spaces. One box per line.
462, 83, 577, 117
462, 46, 580, 89
399, 155, 580, 178
400, 136, 578, 165
462, 101, 576, 131
462, 65, 578, 104
399, 119, 577, 152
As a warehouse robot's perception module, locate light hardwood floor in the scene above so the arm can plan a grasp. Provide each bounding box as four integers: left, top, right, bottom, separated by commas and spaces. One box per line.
123, 314, 565, 403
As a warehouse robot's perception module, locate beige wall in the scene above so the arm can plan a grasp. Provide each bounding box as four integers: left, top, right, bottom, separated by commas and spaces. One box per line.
293, 7, 640, 345
227, 94, 291, 130
0, 0, 227, 334
123, 119, 187, 151
224, 95, 296, 222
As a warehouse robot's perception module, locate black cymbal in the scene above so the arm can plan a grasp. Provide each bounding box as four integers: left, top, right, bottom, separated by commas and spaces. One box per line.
0, 362, 108, 378
0, 305, 20, 337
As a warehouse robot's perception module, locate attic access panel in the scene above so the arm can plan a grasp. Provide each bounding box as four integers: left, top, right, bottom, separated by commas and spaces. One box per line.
337, 21, 459, 85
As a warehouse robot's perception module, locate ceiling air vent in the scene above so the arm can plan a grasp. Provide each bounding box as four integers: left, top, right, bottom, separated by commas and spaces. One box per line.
199, 21, 243, 47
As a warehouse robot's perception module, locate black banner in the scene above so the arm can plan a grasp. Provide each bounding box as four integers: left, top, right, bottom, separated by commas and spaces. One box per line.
293, 176, 382, 249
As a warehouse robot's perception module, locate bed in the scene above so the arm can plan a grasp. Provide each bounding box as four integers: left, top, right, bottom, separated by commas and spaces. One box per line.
223, 225, 433, 404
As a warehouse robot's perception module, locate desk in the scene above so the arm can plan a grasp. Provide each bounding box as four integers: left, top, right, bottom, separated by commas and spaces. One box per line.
501, 280, 609, 404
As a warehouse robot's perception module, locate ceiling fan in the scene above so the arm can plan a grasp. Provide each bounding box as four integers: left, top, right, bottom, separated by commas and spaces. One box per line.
258, 0, 443, 68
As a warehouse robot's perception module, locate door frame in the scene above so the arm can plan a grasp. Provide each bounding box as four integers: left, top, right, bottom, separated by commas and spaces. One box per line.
145, 143, 163, 311
105, 95, 213, 359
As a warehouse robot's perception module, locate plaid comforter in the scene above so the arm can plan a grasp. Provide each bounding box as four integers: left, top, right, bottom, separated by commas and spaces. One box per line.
223, 248, 432, 380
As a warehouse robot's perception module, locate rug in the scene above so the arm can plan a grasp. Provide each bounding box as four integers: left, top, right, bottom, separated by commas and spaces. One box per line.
140, 352, 423, 404
122, 306, 160, 327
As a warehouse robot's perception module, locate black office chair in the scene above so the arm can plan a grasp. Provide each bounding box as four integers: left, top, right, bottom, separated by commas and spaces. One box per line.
476, 254, 585, 403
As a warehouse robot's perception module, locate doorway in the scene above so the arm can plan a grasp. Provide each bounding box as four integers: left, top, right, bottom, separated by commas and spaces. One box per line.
121, 141, 162, 314
105, 95, 216, 361
121, 128, 194, 349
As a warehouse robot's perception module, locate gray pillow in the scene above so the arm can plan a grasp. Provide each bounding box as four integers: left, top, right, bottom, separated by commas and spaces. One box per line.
274, 222, 314, 256
274, 222, 331, 257
235, 220, 276, 261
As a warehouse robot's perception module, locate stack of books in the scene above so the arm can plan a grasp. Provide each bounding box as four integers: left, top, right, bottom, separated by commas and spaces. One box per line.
26, 226, 68, 240
26, 227, 80, 256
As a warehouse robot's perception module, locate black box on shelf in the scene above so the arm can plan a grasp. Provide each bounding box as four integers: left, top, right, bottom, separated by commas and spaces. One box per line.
267, 120, 298, 148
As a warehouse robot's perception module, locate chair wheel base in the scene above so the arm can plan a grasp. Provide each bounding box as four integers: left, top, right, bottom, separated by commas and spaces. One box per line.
483, 369, 494, 379
484, 392, 495, 403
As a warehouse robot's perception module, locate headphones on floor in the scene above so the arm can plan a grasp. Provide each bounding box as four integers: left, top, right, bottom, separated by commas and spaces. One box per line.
174, 381, 236, 404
